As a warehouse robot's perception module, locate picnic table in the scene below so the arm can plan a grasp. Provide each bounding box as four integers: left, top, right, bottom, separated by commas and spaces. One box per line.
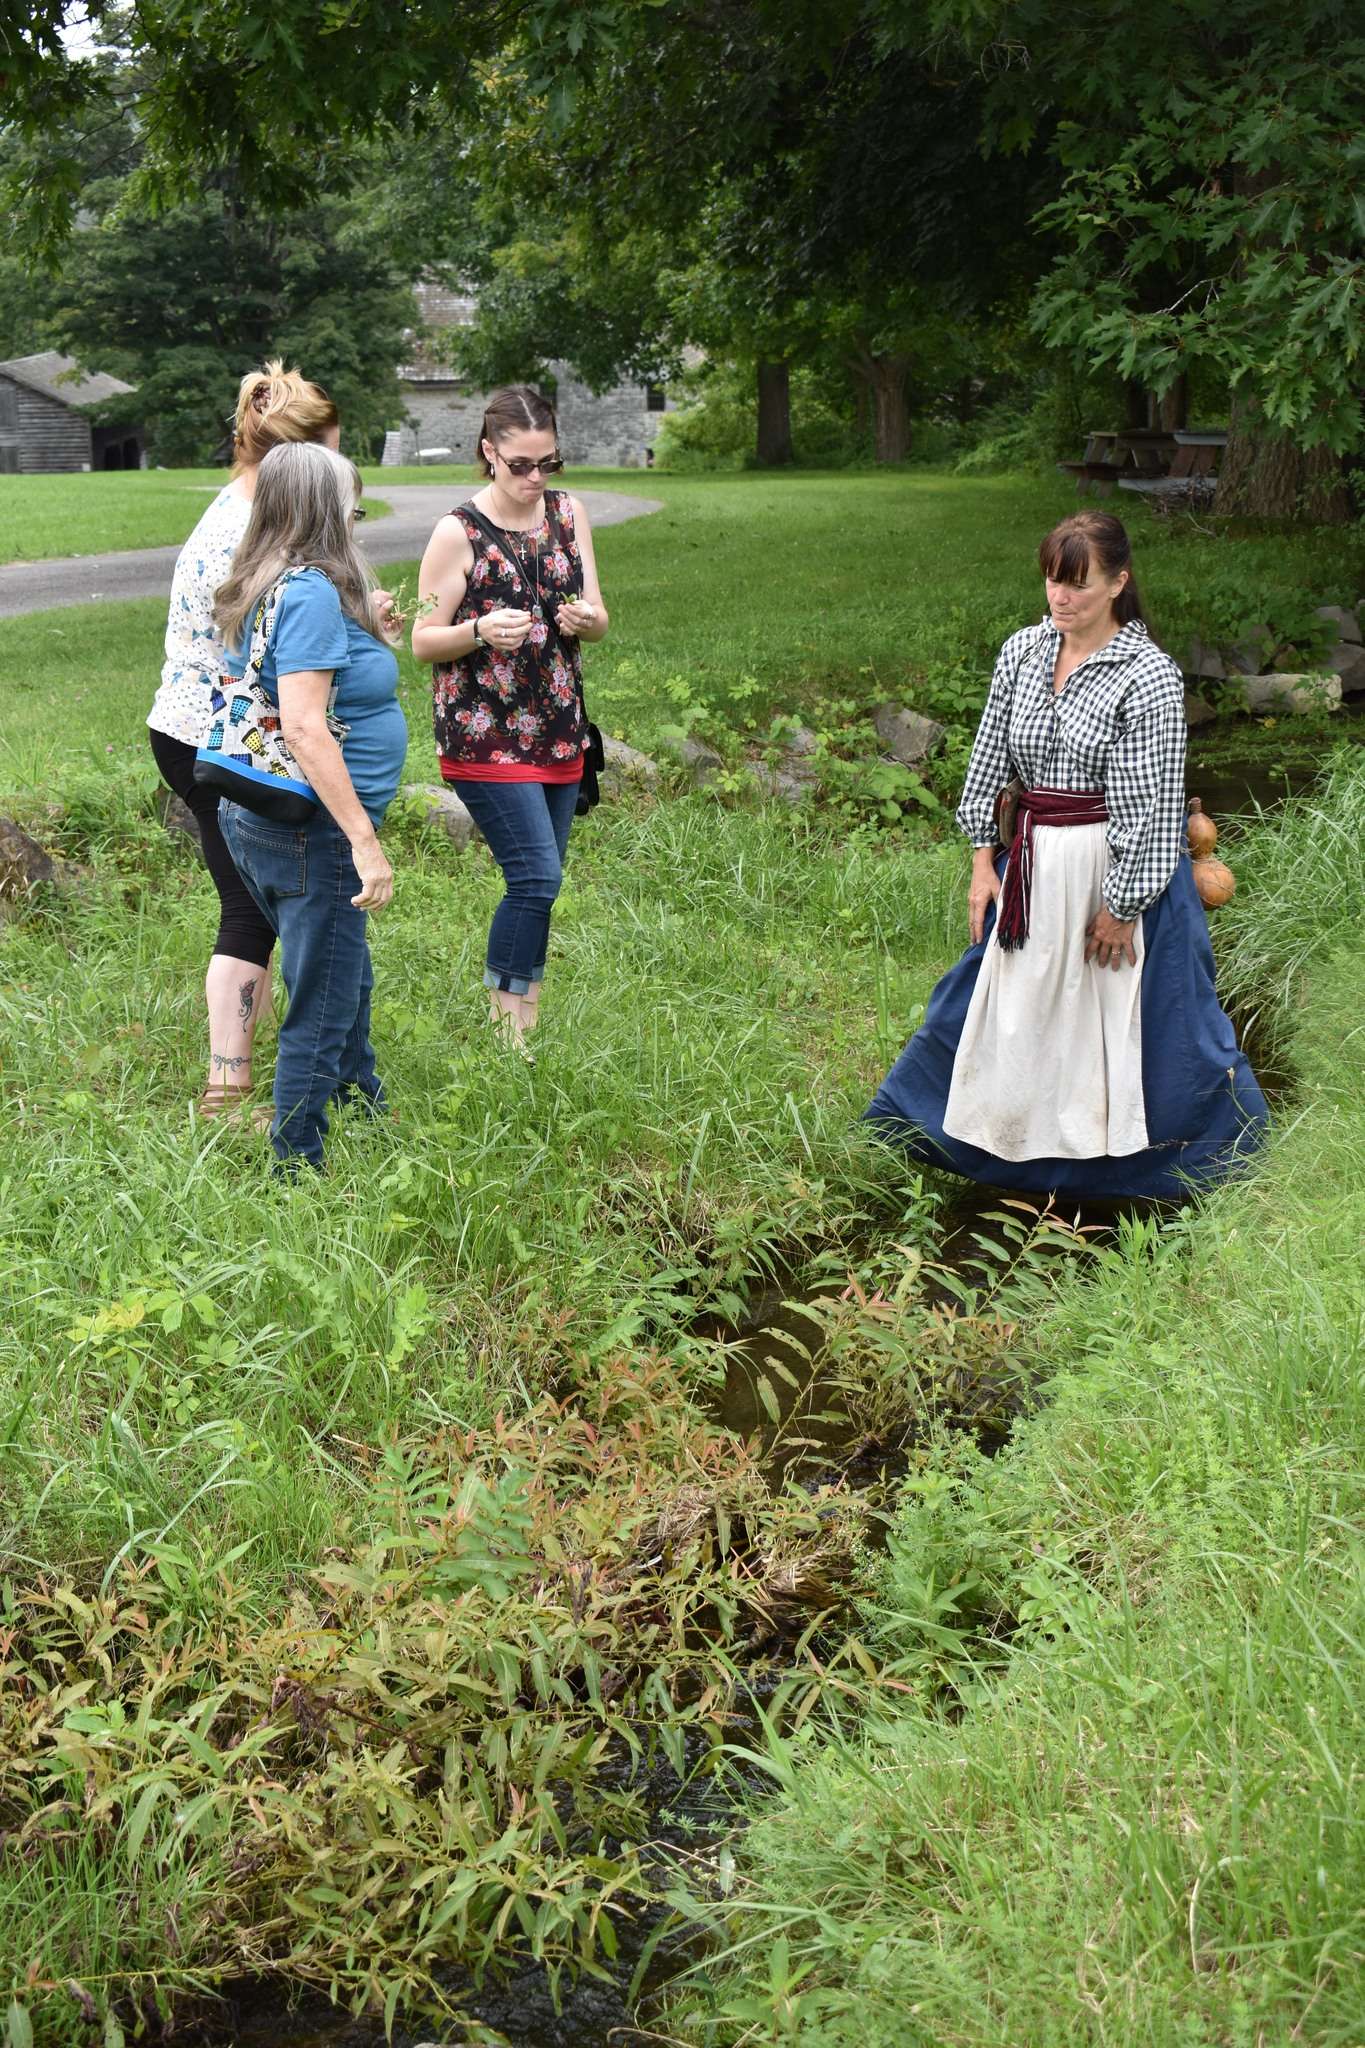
1117, 430, 1229, 504
1060, 427, 1227, 499
1059, 429, 1177, 495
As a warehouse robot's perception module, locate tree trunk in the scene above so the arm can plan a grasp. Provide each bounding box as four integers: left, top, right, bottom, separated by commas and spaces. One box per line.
1157, 375, 1188, 433
755, 360, 794, 466
863, 355, 911, 462
1218, 392, 1349, 522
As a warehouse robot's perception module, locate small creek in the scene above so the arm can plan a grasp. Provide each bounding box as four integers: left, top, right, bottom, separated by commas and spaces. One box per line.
1185, 698, 1364, 819
184, 741, 1316, 2048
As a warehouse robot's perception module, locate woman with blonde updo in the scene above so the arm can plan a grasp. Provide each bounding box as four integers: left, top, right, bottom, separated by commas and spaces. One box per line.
147, 361, 341, 1120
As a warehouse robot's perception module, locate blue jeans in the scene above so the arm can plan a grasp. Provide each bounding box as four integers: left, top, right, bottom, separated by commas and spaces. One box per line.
450, 779, 578, 996
220, 802, 385, 1168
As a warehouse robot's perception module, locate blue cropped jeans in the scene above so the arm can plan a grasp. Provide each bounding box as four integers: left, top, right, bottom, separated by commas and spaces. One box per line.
449, 779, 578, 996
220, 802, 385, 1168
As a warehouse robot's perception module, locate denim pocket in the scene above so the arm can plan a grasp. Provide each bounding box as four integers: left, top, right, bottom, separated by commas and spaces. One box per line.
228, 817, 307, 899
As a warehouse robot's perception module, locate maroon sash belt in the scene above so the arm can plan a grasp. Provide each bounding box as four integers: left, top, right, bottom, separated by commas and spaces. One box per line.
995, 786, 1108, 951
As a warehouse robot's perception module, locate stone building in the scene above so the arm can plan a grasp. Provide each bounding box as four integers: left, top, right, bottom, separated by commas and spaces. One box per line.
0, 352, 145, 473
381, 282, 670, 470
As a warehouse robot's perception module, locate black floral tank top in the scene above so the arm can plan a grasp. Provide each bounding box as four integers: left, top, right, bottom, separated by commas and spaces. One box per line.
433, 488, 586, 782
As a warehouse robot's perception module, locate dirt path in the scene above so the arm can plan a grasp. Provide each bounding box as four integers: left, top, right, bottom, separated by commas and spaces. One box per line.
0, 484, 663, 620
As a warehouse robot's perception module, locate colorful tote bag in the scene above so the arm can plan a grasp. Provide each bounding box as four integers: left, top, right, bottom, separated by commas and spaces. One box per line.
193, 571, 345, 825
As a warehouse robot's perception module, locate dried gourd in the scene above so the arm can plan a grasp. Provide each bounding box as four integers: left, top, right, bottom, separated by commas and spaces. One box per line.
1193, 857, 1235, 907
1186, 797, 1218, 858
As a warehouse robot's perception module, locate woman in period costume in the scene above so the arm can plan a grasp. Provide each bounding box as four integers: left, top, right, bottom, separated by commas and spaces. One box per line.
866, 510, 1268, 1200
411, 385, 609, 1054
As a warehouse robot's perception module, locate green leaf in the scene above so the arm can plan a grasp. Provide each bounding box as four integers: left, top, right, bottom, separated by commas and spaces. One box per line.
6, 2004, 33, 2048
127, 1777, 171, 1863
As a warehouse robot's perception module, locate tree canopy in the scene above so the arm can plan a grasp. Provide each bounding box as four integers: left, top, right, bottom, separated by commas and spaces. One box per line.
4, 0, 1362, 505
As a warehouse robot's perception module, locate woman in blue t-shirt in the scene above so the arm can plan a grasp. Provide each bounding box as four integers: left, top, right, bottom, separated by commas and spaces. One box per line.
213, 442, 408, 1168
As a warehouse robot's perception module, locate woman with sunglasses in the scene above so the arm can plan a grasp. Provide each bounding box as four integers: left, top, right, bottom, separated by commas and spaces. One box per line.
412, 385, 609, 1053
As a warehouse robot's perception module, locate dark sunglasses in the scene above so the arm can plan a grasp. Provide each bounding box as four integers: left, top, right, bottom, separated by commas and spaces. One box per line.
496, 451, 565, 477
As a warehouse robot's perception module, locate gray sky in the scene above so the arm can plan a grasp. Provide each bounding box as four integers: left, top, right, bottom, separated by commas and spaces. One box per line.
57, 5, 98, 57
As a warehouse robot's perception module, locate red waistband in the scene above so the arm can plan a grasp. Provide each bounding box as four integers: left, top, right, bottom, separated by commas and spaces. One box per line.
996, 788, 1107, 951
1018, 786, 1108, 827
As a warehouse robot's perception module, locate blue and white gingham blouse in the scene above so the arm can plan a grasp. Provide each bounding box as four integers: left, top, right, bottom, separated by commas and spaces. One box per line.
956, 618, 1187, 922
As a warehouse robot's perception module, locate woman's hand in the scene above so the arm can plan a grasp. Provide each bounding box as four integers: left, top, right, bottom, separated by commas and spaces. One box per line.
969, 846, 1002, 946
479, 606, 532, 653
372, 589, 405, 645
1085, 907, 1137, 969
350, 833, 394, 912
555, 598, 598, 638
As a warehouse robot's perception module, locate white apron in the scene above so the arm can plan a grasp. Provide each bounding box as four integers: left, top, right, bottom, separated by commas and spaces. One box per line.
943, 822, 1148, 1160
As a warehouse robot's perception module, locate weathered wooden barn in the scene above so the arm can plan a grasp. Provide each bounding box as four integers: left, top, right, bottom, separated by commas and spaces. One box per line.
0, 352, 145, 474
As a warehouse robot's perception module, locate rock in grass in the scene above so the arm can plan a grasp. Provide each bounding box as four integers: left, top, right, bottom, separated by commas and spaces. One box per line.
1241, 673, 1342, 715
1223, 627, 1272, 677
1184, 636, 1226, 681
1326, 641, 1365, 695
658, 733, 724, 785
1316, 603, 1362, 646
872, 703, 945, 766
749, 761, 818, 804
0, 815, 84, 910
0, 816, 58, 895
403, 782, 480, 848
1184, 691, 1218, 728
600, 736, 659, 792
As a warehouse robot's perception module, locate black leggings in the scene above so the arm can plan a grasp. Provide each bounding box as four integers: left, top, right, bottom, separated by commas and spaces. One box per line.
149, 727, 276, 968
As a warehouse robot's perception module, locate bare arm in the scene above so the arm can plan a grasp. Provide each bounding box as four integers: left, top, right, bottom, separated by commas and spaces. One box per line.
278, 670, 393, 910
410, 516, 478, 664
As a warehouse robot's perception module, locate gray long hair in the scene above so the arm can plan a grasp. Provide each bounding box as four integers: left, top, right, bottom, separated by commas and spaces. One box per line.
214, 442, 377, 651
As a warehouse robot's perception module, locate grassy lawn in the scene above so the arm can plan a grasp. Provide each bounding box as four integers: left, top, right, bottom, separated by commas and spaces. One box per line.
0, 470, 1360, 2041
3, 467, 1357, 789
0, 468, 400, 562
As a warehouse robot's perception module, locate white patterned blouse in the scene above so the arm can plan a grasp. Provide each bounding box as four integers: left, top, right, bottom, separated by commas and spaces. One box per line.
146, 484, 253, 746
955, 617, 1187, 923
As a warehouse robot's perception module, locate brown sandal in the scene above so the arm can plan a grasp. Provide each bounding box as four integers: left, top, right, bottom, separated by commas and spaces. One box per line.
197, 1085, 273, 1133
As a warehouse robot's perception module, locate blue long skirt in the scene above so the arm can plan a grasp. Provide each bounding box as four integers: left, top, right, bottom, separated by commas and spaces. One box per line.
865, 852, 1269, 1200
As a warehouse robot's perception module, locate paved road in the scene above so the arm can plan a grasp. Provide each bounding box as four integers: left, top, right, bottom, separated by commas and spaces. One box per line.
0, 483, 663, 620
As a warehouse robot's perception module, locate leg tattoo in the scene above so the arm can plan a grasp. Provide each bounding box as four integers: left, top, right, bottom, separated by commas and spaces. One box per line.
212, 1053, 250, 1074
238, 981, 256, 1026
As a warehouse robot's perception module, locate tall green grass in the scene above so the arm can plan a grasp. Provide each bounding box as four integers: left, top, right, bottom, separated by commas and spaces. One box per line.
665, 759, 1365, 2048
0, 766, 970, 1591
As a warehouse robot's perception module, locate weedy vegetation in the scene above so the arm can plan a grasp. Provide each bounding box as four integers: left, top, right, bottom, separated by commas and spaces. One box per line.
0, 470, 1359, 2043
